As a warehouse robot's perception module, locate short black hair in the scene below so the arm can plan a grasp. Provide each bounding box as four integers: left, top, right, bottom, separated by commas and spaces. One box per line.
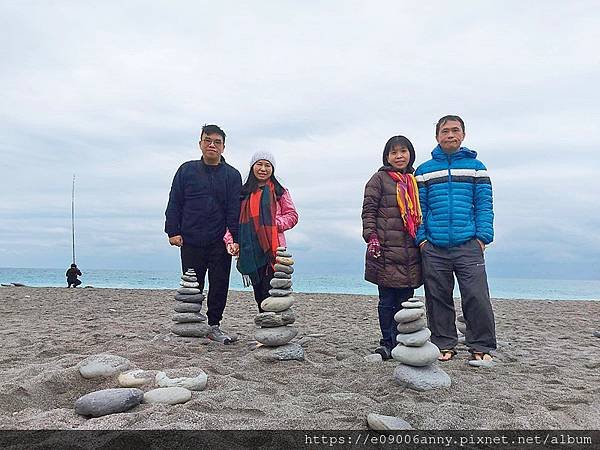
435, 115, 465, 136
382, 135, 416, 174
201, 124, 226, 143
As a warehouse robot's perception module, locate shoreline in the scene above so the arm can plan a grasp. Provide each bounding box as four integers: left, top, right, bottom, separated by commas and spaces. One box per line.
1, 287, 599, 430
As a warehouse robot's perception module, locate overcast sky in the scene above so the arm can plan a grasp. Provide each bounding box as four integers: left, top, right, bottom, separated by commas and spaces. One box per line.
1, 1, 598, 280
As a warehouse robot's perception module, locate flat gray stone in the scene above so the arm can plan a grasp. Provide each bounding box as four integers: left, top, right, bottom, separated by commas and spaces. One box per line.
397, 317, 426, 334
593, 331, 600, 338
273, 271, 291, 279
254, 343, 305, 362
143, 387, 191, 405
391, 342, 440, 366
396, 328, 431, 347
171, 322, 211, 338
457, 314, 465, 323
179, 281, 199, 288
275, 256, 294, 266
75, 388, 143, 417
367, 413, 413, 430
261, 296, 295, 312
269, 288, 293, 297
394, 308, 425, 323
468, 359, 496, 368
270, 278, 292, 289
401, 300, 424, 308
177, 287, 201, 295
393, 364, 451, 391
273, 264, 293, 274
172, 312, 207, 323
156, 370, 207, 391
254, 309, 295, 327
457, 321, 467, 334
184, 269, 196, 276
364, 354, 383, 363
174, 293, 205, 303
118, 370, 156, 388
174, 303, 202, 313
78, 354, 131, 379
255, 326, 298, 346
276, 251, 292, 257
180, 275, 197, 282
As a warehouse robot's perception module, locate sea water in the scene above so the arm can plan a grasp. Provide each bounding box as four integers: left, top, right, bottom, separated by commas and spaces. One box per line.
0, 267, 599, 301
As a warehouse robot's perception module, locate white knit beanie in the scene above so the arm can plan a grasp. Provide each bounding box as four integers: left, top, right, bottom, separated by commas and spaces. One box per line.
250, 151, 276, 169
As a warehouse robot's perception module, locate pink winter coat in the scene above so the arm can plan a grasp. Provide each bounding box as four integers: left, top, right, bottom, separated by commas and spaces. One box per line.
224, 189, 298, 247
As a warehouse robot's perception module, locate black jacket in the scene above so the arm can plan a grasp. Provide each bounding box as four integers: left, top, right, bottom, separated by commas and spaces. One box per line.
164, 158, 242, 246
66, 267, 82, 282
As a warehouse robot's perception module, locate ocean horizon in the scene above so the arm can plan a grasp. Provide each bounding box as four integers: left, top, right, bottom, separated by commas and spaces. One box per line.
1, 267, 599, 301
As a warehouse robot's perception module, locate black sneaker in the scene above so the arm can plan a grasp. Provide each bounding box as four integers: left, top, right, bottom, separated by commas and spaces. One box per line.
374, 346, 392, 360
208, 325, 232, 345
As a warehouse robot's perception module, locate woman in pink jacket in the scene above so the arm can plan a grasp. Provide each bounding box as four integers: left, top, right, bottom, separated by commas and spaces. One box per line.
225, 151, 298, 311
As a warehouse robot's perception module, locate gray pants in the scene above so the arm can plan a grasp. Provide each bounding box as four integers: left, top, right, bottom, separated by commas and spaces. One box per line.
421, 238, 496, 353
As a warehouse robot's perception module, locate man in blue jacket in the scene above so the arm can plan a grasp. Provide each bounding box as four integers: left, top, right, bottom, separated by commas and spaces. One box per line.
165, 124, 242, 344
415, 115, 496, 365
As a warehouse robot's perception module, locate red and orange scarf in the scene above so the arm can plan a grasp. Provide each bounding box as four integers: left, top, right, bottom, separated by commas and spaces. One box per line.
387, 171, 422, 239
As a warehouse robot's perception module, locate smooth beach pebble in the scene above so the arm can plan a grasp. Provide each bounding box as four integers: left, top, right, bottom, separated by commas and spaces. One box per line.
174, 303, 202, 313
155, 370, 208, 391
174, 293, 205, 303
276, 251, 292, 257
394, 308, 425, 323
253, 343, 305, 362
78, 354, 131, 379
275, 256, 294, 266
269, 288, 293, 297
393, 364, 451, 391
593, 331, 600, 338
75, 388, 143, 417
143, 387, 192, 405
261, 296, 295, 312
401, 300, 425, 309
396, 317, 426, 334
180, 275, 197, 283
366, 413, 412, 430
364, 354, 384, 363
396, 328, 431, 347
254, 308, 296, 327
273, 271, 291, 279
179, 281, 200, 288
270, 278, 292, 289
468, 359, 496, 369
273, 264, 294, 274
177, 287, 201, 295
171, 322, 211, 337
255, 325, 298, 346
457, 321, 467, 334
172, 312, 207, 323
118, 370, 156, 388
391, 342, 440, 367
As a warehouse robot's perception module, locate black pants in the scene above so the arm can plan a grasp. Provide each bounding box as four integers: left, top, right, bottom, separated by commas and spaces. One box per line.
67, 279, 81, 288
421, 238, 497, 353
181, 241, 232, 326
377, 286, 415, 350
252, 265, 274, 312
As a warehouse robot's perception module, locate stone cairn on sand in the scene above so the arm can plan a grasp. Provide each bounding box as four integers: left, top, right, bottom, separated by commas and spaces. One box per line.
171, 269, 211, 338
252, 247, 304, 361
391, 298, 451, 391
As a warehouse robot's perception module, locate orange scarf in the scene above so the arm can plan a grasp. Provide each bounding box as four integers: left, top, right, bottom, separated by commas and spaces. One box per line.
387, 171, 422, 239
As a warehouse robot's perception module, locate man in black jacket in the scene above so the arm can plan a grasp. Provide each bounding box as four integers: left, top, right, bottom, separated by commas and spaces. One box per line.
66, 263, 82, 287
165, 124, 242, 344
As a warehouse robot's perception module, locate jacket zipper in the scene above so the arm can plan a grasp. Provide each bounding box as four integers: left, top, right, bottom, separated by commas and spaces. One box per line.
447, 155, 453, 246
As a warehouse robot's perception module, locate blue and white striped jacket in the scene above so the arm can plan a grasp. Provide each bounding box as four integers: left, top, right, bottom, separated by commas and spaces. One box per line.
415, 145, 494, 248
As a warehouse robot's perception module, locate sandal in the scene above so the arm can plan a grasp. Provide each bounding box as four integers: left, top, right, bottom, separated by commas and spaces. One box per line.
468, 351, 495, 368
438, 349, 457, 362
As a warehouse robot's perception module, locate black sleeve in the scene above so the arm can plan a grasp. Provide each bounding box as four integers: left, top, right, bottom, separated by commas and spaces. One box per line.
164, 165, 184, 237
226, 168, 242, 242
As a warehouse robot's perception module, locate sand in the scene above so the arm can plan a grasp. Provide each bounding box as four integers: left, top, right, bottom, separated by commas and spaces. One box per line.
0, 286, 598, 430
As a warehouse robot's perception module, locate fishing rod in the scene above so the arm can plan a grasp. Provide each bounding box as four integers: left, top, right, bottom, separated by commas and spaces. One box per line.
72, 174, 76, 265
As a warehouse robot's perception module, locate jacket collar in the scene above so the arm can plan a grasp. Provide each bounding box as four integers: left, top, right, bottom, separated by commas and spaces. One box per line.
432, 144, 478, 161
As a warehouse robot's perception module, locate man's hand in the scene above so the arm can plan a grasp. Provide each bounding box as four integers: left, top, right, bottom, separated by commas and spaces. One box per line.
226, 243, 239, 256
476, 239, 485, 252
169, 235, 183, 247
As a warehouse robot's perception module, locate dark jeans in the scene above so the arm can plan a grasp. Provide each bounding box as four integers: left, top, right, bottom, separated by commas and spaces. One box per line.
67, 279, 81, 288
181, 241, 232, 326
377, 286, 415, 350
421, 238, 497, 353
252, 265, 274, 312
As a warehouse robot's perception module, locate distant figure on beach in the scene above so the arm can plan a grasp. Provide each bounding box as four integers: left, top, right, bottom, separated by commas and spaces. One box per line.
415, 115, 496, 364
226, 151, 298, 312
362, 136, 423, 360
164, 124, 242, 344
66, 263, 82, 288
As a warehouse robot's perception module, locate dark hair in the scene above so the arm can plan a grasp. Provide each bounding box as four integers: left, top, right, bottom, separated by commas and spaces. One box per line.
435, 115, 465, 137
241, 165, 285, 198
382, 135, 416, 174
200, 124, 226, 143
70, 263, 77, 268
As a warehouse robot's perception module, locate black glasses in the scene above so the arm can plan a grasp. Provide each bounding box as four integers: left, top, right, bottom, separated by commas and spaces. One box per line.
202, 137, 223, 146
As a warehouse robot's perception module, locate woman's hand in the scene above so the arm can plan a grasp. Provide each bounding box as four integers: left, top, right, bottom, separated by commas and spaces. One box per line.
367, 234, 381, 258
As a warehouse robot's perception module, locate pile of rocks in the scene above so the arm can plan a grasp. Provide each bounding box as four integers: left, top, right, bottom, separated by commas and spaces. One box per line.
253, 247, 304, 361
74, 353, 207, 417
171, 269, 211, 338
391, 298, 451, 391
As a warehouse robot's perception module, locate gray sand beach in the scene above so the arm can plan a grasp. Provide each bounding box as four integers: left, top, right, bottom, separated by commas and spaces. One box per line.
0, 286, 599, 430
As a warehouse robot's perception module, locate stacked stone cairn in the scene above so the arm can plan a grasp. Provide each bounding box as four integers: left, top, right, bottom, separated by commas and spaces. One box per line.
253, 247, 304, 361
391, 298, 451, 391
171, 269, 211, 338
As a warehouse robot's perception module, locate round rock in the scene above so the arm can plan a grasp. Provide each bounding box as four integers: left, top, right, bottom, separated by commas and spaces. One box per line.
78, 354, 131, 379
261, 296, 295, 312
172, 312, 207, 323
180, 281, 200, 288
594, 331, 600, 338
393, 364, 451, 391
391, 342, 440, 367
275, 256, 294, 266
174, 293, 205, 303
396, 328, 432, 347
394, 308, 425, 323
270, 278, 292, 289
273, 271, 291, 279
75, 388, 143, 417
184, 269, 196, 276
180, 275, 197, 282
254, 309, 296, 327
367, 413, 412, 430
171, 322, 211, 338
397, 317, 426, 334
174, 303, 202, 313
457, 321, 467, 334
118, 369, 156, 388
255, 326, 298, 346
269, 288, 293, 297
143, 387, 191, 405
156, 369, 208, 391
273, 264, 294, 274
401, 300, 425, 309
254, 343, 305, 362
276, 251, 292, 257
177, 287, 201, 295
